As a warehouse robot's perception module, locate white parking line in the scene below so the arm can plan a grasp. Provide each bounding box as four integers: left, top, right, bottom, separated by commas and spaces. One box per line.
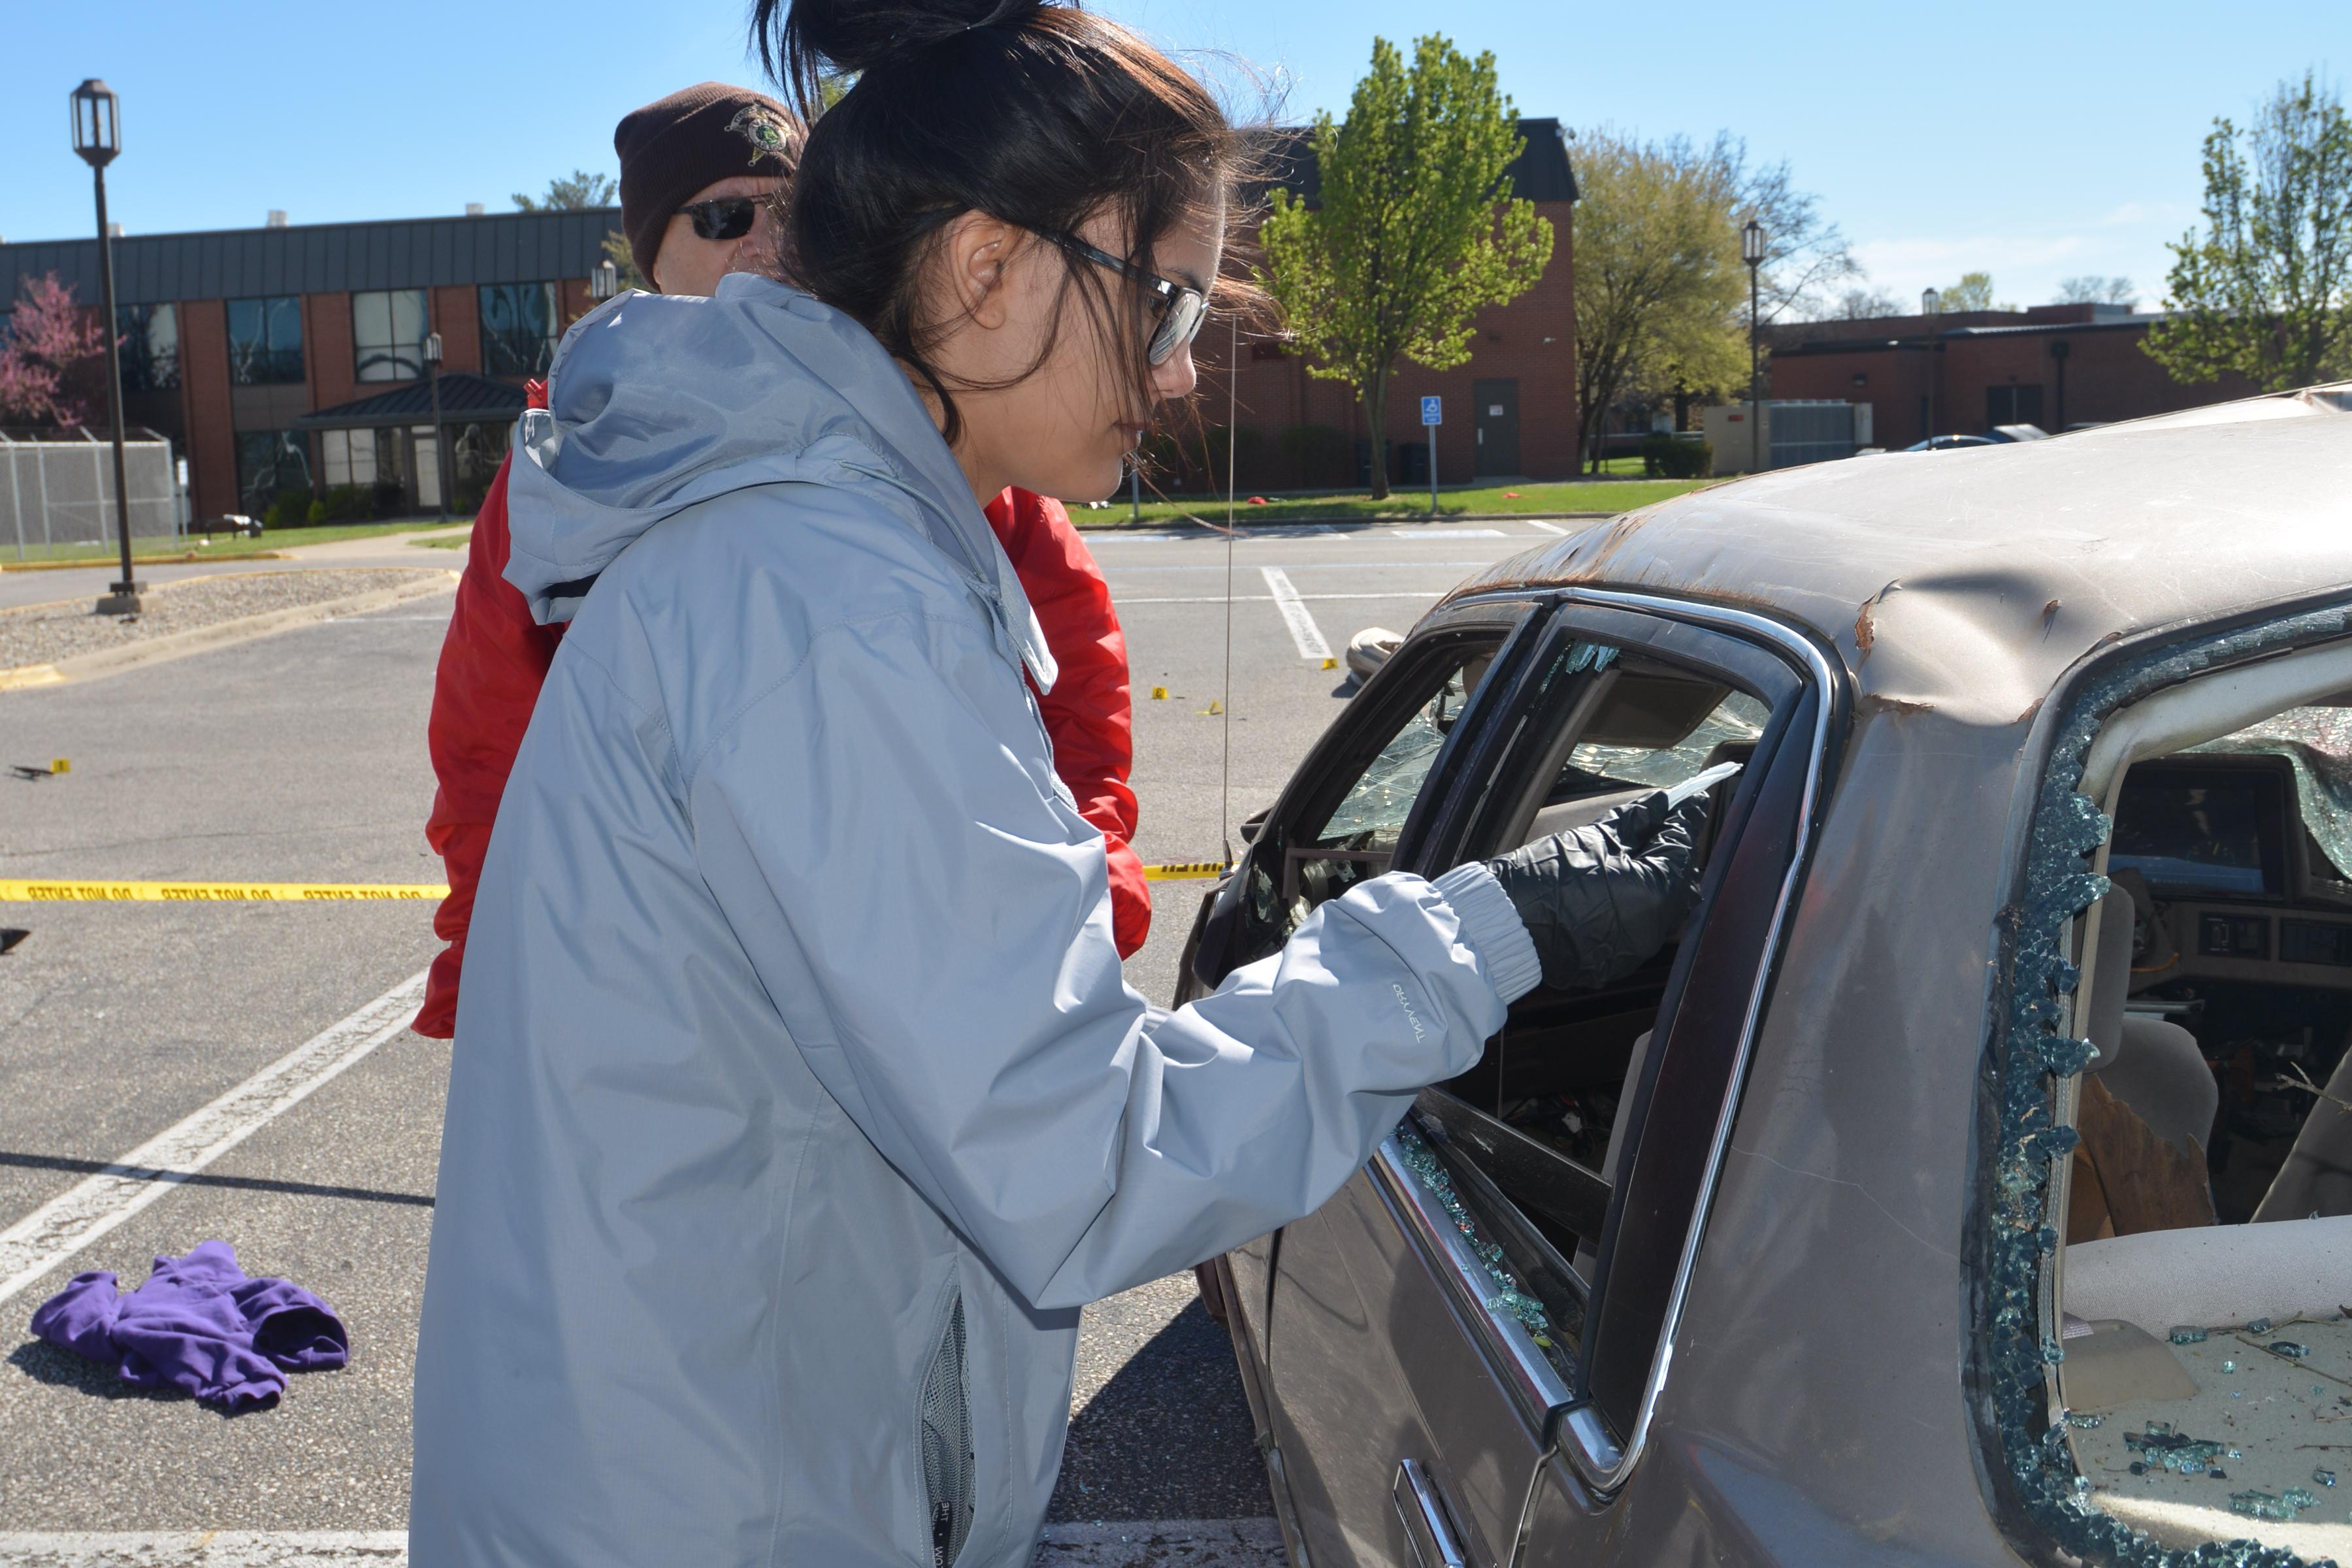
1388, 527, 1505, 538
1259, 568, 1332, 661
1117, 591, 1442, 605
1524, 519, 1571, 535
0, 1522, 1288, 1567
0, 970, 429, 1307
1102, 560, 1499, 575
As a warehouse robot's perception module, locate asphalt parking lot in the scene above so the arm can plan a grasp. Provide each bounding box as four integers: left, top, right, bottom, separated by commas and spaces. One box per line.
0, 515, 1554, 1564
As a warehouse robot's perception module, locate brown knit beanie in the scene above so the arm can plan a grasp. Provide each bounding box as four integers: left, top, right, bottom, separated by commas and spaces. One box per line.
615, 83, 803, 284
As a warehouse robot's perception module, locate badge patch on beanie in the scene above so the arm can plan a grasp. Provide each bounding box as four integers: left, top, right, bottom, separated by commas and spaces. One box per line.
727, 106, 795, 167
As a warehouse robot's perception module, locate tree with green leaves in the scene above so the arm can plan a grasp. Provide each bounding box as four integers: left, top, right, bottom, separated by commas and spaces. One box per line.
2146, 71, 2352, 391
514, 170, 618, 212
1259, 35, 1553, 500
1569, 131, 1746, 469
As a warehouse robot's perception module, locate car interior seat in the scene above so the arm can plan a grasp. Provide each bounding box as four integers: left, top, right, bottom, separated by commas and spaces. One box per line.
2253, 1043, 2352, 1220
2066, 1212, 2352, 1334
2082, 889, 2218, 1160
1573, 1028, 1654, 1279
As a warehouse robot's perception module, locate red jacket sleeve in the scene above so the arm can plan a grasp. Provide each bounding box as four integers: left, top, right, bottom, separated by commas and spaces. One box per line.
416, 440, 565, 1037
984, 489, 1151, 957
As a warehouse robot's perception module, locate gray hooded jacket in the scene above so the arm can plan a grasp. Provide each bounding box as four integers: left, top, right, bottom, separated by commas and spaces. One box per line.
408, 274, 1541, 1568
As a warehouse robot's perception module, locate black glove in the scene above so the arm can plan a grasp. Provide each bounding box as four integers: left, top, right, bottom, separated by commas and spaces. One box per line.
1486, 789, 1709, 992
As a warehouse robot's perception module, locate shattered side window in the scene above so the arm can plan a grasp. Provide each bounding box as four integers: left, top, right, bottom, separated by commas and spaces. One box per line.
1984, 608, 2352, 1567
1277, 646, 1503, 931
1313, 667, 1478, 848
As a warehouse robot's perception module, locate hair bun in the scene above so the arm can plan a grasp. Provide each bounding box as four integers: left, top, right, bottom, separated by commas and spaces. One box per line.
760, 0, 1045, 106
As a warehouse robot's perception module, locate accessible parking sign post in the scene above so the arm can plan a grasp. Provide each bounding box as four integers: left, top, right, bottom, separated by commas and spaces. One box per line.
1420, 395, 1441, 516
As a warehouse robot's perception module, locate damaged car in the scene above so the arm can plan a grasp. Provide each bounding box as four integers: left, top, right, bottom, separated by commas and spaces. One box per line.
1175, 384, 2352, 1567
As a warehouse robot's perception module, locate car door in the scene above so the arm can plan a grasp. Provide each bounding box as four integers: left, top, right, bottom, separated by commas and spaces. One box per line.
1183, 598, 1552, 1377
1227, 591, 1838, 1567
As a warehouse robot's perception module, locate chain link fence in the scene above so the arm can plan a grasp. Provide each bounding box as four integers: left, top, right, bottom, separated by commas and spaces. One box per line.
1, 432, 183, 559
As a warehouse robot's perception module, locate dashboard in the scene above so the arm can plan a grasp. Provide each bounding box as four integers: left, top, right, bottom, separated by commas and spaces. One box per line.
2115, 755, 2352, 992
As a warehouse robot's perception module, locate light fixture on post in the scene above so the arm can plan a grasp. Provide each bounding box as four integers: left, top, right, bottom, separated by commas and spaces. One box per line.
1921, 287, 1942, 445
1741, 218, 1766, 474
590, 257, 619, 302
423, 330, 448, 523
72, 78, 140, 617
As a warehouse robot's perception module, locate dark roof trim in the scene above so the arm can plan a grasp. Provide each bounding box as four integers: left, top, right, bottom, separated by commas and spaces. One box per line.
293, 372, 527, 431
1245, 117, 1578, 208
1772, 318, 2157, 356
1, 208, 621, 308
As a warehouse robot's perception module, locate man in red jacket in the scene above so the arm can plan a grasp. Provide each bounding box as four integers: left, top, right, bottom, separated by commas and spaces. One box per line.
415, 84, 1147, 1038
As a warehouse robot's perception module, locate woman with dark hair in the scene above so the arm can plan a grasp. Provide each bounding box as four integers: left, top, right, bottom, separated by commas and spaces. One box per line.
408, 3, 1703, 1563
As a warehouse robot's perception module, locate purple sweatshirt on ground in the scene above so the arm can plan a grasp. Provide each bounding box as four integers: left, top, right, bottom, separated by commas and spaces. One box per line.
29, 1241, 348, 1413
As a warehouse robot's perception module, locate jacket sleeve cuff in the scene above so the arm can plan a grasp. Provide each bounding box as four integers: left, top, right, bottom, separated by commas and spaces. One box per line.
1431, 862, 1543, 1005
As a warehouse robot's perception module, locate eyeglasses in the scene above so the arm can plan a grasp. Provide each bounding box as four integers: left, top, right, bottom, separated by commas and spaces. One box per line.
677, 197, 759, 242
1043, 233, 1207, 366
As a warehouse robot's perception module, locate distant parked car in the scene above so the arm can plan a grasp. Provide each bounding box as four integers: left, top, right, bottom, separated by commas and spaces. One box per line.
1177, 385, 2352, 1568
1905, 433, 2000, 451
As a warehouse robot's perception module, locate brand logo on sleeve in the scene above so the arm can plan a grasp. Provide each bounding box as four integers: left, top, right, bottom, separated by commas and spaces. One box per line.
1392, 983, 1427, 1041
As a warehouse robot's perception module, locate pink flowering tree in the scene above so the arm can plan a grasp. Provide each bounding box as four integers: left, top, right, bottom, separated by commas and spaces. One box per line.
0, 274, 110, 430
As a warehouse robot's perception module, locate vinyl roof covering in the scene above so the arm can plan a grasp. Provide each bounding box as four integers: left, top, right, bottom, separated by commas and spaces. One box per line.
293, 372, 527, 431
0, 208, 620, 307
1448, 385, 2352, 725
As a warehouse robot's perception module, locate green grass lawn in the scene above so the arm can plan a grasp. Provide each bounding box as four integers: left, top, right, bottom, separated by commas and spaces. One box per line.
2, 519, 472, 568
1077, 476, 1717, 527
7, 475, 1708, 566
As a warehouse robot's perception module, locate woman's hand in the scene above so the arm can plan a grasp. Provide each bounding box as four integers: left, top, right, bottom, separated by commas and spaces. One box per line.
1484, 790, 1710, 992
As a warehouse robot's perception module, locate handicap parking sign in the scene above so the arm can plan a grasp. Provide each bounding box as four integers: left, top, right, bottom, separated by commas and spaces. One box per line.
1420, 395, 1442, 427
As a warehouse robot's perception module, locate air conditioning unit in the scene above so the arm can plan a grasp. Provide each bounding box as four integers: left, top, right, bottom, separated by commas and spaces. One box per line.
265, 210, 287, 228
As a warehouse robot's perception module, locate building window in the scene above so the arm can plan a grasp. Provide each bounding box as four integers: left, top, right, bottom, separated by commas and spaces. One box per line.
478, 282, 560, 378
319, 427, 390, 489
225, 297, 304, 385
351, 289, 429, 384
1986, 384, 2046, 429
117, 303, 179, 392
234, 430, 312, 512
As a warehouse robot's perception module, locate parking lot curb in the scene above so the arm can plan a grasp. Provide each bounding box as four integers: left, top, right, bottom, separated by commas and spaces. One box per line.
0, 550, 295, 572
0, 570, 458, 692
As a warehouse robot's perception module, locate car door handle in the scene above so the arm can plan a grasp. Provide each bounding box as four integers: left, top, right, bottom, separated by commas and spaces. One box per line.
1394, 1458, 1470, 1568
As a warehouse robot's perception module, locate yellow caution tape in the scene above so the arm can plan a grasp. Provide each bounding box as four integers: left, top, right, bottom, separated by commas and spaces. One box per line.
0, 879, 448, 902
6, 862, 1234, 900
1143, 861, 1229, 883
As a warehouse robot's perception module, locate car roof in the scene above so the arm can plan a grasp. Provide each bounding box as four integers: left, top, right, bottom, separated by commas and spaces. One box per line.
1446, 384, 2352, 725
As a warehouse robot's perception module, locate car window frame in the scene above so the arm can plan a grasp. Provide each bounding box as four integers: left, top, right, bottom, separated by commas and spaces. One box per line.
1187, 597, 1548, 989
1383, 585, 1845, 1494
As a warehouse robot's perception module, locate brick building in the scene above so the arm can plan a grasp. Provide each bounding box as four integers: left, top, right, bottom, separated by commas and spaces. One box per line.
1, 120, 1580, 517
1765, 303, 2259, 450
1191, 118, 1579, 491
0, 209, 616, 521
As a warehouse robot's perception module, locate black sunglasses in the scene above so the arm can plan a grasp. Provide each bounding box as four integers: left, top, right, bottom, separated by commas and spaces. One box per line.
1043, 233, 1207, 366
678, 197, 759, 242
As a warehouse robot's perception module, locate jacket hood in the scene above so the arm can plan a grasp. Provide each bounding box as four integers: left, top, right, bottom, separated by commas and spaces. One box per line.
502, 272, 1056, 690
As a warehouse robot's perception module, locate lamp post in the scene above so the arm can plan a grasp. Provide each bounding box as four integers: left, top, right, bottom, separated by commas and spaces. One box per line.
590, 258, 619, 302
1742, 219, 1765, 474
1921, 287, 1941, 445
71, 79, 139, 616
423, 331, 448, 523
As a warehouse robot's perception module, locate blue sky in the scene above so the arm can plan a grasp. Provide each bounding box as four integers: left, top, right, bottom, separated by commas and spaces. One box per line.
3, 0, 2340, 312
